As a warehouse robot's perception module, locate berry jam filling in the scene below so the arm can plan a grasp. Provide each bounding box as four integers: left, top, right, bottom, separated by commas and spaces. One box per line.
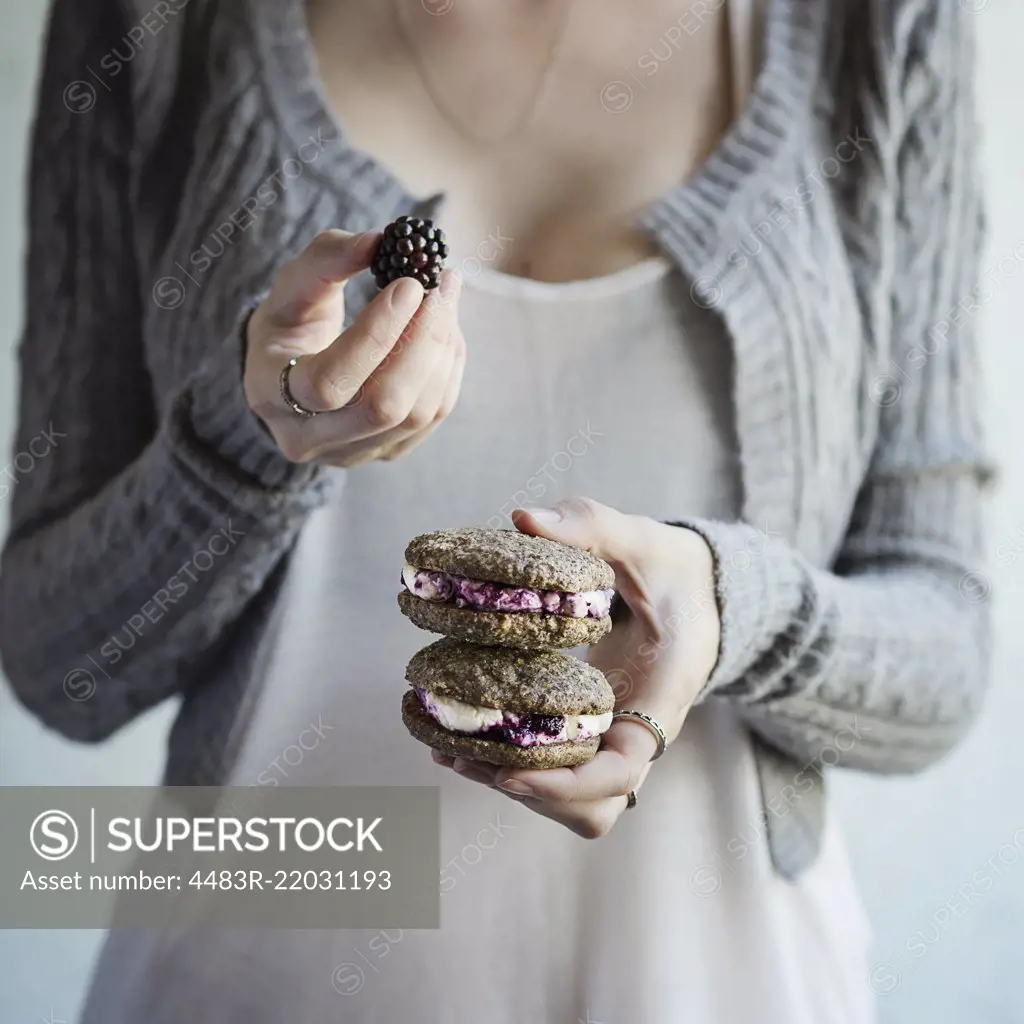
403, 566, 613, 619
415, 688, 611, 748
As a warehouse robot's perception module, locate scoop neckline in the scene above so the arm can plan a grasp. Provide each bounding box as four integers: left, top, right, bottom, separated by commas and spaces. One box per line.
241, 0, 825, 269
463, 256, 672, 302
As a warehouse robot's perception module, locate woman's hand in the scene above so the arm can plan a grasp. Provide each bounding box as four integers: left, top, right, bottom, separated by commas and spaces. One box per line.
434, 497, 721, 839
244, 230, 466, 467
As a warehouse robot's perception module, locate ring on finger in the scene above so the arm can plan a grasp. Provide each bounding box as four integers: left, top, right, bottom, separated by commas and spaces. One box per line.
612, 710, 667, 760
280, 357, 320, 418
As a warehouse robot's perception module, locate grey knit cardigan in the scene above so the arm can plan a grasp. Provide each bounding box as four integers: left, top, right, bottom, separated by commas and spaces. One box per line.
1, 0, 992, 880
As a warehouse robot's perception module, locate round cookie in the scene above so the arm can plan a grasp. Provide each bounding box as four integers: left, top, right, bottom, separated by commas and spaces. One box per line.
401, 639, 614, 767
404, 528, 615, 592
406, 637, 614, 714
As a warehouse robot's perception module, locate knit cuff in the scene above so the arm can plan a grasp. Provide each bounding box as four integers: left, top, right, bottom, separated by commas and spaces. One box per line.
666, 517, 809, 698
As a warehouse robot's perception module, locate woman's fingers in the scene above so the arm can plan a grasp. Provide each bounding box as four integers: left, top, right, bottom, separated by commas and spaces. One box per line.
512, 499, 680, 628
511, 498, 643, 569
284, 277, 426, 416
511, 796, 625, 840
493, 721, 656, 803
441, 327, 468, 416
362, 273, 460, 387
307, 336, 452, 463
312, 355, 457, 466
302, 271, 457, 429
451, 757, 501, 787
356, 305, 451, 427
262, 229, 381, 330
277, 291, 466, 464
246, 233, 466, 469
309, 321, 459, 467
494, 752, 629, 804
430, 719, 656, 843
427, 749, 501, 788
378, 328, 467, 462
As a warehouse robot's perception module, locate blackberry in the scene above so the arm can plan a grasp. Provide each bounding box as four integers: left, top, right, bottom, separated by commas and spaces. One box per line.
530, 715, 564, 737
371, 216, 449, 291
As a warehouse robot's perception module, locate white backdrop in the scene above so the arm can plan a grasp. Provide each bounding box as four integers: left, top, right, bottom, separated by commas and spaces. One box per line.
1, 3, 1021, 1021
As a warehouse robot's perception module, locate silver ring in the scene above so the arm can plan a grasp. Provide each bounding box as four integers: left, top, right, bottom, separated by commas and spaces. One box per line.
612, 710, 667, 761
280, 357, 319, 418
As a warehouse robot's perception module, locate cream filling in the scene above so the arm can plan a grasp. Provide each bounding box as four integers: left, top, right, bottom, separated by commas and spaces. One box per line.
402, 564, 613, 617
419, 690, 613, 742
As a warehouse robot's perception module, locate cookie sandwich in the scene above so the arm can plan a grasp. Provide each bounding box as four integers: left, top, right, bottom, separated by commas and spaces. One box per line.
398, 527, 615, 650
401, 638, 615, 767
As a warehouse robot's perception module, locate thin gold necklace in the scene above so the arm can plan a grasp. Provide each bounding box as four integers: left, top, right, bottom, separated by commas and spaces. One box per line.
392, 0, 575, 146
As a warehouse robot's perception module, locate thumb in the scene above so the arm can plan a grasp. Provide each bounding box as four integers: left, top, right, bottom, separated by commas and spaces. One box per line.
511, 497, 636, 566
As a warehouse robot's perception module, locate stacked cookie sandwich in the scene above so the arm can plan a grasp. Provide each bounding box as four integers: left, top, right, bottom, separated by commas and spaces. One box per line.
399, 528, 617, 767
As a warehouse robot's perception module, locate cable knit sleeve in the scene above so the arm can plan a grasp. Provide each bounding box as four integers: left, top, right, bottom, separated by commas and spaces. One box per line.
0, 0, 326, 742
678, 1, 992, 773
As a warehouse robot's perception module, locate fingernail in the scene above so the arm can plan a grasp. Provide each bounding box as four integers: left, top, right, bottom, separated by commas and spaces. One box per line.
521, 506, 563, 526
499, 780, 534, 796
391, 277, 424, 315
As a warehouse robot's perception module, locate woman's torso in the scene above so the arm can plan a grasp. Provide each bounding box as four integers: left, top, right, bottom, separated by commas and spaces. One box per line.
82, 4, 874, 1022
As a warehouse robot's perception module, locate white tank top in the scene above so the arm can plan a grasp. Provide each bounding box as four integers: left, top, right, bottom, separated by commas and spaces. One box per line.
81, 4, 876, 1022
